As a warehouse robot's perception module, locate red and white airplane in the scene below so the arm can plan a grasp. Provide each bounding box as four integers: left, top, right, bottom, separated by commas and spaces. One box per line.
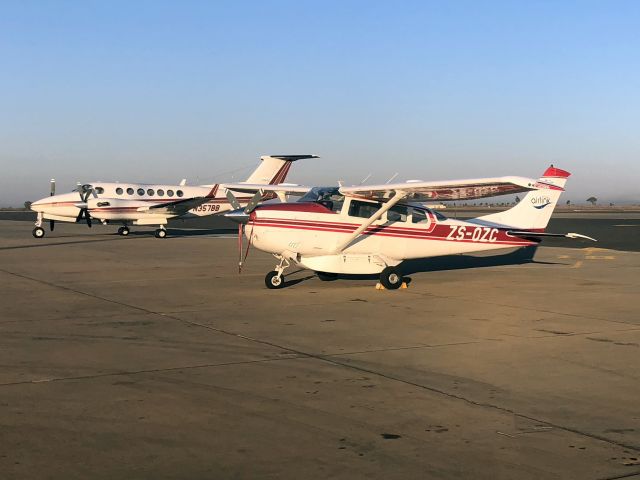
29, 155, 315, 238
224, 166, 595, 289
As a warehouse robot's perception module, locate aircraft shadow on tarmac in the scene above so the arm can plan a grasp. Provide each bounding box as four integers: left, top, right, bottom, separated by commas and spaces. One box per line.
128, 228, 235, 238
399, 245, 551, 274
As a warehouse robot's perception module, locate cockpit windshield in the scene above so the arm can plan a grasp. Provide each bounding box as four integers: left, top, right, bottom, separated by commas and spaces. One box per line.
299, 187, 345, 213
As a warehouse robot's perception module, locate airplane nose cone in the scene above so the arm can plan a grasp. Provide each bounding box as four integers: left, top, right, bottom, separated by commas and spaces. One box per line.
30, 198, 46, 211
224, 208, 250, 224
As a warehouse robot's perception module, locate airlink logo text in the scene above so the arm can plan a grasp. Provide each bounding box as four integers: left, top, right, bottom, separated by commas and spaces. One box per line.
531, 196, 551, 209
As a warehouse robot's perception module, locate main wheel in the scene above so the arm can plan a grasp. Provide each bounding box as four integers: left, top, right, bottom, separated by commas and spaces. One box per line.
154, 228, 167, 238
379, 266, 403, 290
316, 271, 338, 281
32, 227, 45, 238
118, 227, 130, 236
265, 271, 285, 289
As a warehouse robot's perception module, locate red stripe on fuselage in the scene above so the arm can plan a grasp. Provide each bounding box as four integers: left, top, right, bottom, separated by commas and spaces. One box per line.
252, 218, 533, 246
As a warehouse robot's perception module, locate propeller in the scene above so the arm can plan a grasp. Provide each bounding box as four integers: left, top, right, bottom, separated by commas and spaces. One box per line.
49, 179, 55, 231
224, 189, 263, 273
75, 183, 95, 228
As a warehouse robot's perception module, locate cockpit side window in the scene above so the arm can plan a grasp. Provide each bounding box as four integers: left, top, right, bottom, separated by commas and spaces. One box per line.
387, 205, 408, 223
348, 200, 382, 219
434, 210, 447, 221
411, 208, 430, 224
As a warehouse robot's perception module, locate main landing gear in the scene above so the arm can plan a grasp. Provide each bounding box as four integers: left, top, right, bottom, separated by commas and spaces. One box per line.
379, 266, 403, 290
116, 225, 167, 238
265, 255, 290, 289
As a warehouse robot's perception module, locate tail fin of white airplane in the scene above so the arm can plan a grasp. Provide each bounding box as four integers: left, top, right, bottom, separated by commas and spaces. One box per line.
244, 155, 318, 185
472, 166, 570, 231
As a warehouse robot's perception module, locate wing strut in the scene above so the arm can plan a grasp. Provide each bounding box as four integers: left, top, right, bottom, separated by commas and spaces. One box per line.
333, 190, 406, 254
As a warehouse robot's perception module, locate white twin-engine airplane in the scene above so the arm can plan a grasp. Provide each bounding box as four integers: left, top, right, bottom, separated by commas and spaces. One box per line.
223, 166, 595, 289
29, 155, 315, 238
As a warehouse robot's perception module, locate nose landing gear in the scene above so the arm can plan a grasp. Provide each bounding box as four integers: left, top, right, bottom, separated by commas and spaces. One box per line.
33, 213, 46, 238
154, 227, 167, 239
117, 226, 130, 236
265, 255, 290, 289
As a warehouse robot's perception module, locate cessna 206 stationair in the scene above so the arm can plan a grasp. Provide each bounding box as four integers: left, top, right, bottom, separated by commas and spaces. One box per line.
30, 155, 315, 238
224, 166, 595, 289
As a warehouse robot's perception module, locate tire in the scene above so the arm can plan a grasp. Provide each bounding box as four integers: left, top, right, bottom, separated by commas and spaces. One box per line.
32, 227, 45, 239
380, 266, 403, 290
316, 271, 338, 281
265, 271, 285, 289
155, 229, 167, 238
118, 227, 130, 236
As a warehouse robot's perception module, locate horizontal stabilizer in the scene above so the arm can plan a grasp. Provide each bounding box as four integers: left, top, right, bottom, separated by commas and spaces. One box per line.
269, 155, 319, 161
508, 230, 597, 242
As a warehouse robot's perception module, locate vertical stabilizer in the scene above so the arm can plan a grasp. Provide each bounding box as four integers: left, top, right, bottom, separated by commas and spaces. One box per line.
472, 166, 570, 230
244, 155, 318, 184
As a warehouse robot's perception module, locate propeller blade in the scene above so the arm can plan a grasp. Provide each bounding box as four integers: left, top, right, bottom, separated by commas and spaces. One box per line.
49, 219, 55, 231
244, 189, 263, 214
75, 209, 84, 223
78, 184, 94, 202
226, 190, 241, 210
50, 179, 56, 196
86, 214, 92, 228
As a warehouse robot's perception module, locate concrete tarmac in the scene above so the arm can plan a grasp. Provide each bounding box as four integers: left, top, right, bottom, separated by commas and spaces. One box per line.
0, 220, 639, 479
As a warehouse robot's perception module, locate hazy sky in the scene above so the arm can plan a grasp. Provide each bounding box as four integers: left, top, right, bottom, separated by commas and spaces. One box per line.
1, 0, 639, 205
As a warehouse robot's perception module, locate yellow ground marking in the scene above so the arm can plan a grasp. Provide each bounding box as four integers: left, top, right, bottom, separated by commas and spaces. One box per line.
585, 255, 615, 260
583, 247, 612, 253
571, 260, 583, 269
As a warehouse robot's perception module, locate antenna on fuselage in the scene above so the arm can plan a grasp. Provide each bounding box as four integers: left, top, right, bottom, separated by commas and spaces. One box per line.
179, 179, 187, 186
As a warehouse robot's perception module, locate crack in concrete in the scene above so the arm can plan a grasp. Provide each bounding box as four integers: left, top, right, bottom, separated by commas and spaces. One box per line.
0, 355, 300, 387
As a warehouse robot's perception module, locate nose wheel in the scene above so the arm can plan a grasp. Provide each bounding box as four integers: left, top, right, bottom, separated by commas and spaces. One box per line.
117, 226, 130, 236
154, 228, 167, 239
265, 271, 284, 289
264, 255, 290, 289
32, 227, 45, 238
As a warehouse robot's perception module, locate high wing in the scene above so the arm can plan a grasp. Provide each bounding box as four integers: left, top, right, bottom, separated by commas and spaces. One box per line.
136, 197, 210, 215
339, 176, 540, 202
222, 183, 312, 195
